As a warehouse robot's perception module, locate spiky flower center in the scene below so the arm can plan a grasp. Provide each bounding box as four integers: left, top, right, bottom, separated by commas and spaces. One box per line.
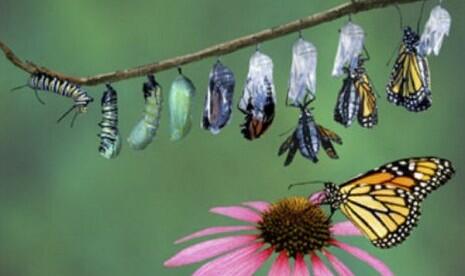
257, 197, 331, 258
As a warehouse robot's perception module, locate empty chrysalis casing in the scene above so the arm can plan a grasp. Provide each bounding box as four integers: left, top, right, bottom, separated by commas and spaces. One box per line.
419, 5, 451, 56
169, 72, 195, 141
332, 21, 365, 77
98, 84, 122, 159
288, 38, 317, 107
202, 61, 235, 134
127, 75, 163, 150
238, 50, 276, 140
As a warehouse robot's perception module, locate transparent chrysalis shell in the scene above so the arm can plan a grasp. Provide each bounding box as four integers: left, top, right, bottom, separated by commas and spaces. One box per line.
288, 38, 317, 107
169, 72, 195, 141
419, 5, 451, 56
332, 21, 365, 77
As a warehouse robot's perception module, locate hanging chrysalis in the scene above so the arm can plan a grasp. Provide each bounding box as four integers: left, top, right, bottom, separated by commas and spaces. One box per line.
98, 84, 122, 159
127, 75, 163, 150
287, 37, 317, 107
332, 21, 365, 77
169, 69, 195, 141
279, 107, 342, 166
238, 50, 276, 140
419, 4, 451, 56
201, 60, 235, 134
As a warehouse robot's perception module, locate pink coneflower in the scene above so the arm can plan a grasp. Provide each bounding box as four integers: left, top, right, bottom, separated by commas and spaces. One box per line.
165, 196, 393, 275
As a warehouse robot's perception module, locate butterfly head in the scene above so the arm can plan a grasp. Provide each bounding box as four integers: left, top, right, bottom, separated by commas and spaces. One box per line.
323, 182, 343, 211
402, 26, 420, 51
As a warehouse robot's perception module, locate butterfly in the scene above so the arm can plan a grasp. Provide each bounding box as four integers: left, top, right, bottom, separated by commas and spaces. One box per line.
334, 56, 378, 128
310, 157, 454, 248
279, 105, 342, 166
386, 27, 431, 112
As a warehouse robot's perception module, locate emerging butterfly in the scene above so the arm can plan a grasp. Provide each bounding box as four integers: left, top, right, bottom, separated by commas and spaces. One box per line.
334, 53, 378, 128
279, 103, 342, 166
304, 157, 455, 248
386, 27, 431, 112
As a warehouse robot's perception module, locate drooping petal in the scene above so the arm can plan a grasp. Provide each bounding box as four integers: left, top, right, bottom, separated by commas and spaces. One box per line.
311, 252, 334, 276
293, 254, 310, 276
229, 247, 274, 276
330, 221, 362, 236
164, 235, 257, 267
331, 240, 393, 276
323, 249, 354, 276
193, 242, 264, 276
175, 226, 256, 244
308, 191, 327, 205
242, 201, 271, 213
210, 206, 262, 223
269, 251, 291, 276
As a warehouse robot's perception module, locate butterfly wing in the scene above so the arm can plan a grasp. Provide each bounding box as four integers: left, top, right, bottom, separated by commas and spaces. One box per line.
278, 132, 299, 166
338, 157, 454, 248
387, 47, 431, 112
316, 124, 342, 159
356, 73, 378, 128
334, 76, 359, 127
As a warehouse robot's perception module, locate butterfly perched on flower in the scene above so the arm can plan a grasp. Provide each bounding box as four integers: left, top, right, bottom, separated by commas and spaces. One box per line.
279, 104, 342, 166
386, 27, 431, 112
334, 55, 378, 128
308, 157, 455, 248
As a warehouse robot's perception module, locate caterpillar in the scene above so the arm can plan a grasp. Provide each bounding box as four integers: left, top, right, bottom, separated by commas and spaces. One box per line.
98, 84, 121, 159
127, 75, 163, 150
12, 73, 93, 126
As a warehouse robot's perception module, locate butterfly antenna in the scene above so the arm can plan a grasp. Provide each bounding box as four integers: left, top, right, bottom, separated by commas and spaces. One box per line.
34, 90, 46, 105
394, 4, 404, 32
69, 112, 79, 128
288, 180, 328, 191
56, 105, 76, 124
279, 126, 295, 137
10, 84, 28, 92
386, 44, 400, 67
416, 0, 428, 33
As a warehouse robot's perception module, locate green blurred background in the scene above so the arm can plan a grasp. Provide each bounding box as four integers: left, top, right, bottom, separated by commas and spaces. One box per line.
0, 0, 464, 275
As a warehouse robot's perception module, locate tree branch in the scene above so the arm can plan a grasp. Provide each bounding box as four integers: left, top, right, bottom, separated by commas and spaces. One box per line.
1, 0, 423, 87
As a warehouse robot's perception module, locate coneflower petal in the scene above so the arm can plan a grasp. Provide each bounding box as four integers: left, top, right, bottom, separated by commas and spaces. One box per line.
293, 254, 310, 276
323, 249, 354, 276
311, 252, 334, 276
164, 235, 257, 267
210, 206, 262, 223
242, 201, 271, 213
193, 242, 264, 276
330, 240, 393, 276
175, 226, 256, 244
269, 251, 291, 276
230, 247, 273, 276
330, 221, 362, 236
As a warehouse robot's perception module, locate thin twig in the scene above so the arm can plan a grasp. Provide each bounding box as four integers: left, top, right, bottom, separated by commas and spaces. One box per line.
0, 0, 423, 87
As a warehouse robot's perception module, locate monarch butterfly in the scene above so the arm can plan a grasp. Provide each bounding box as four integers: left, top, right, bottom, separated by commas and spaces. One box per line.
334, 56, 378, 128
12, 73, 94, 125
279, 104, 342, 166
202, 61, 235, 135
306, 157, 455, 248
98, 84, 121, 159
169, 69, 195, 141
127, 75, 163, 150
238, 50, 276, 140
386, 27, 431, 112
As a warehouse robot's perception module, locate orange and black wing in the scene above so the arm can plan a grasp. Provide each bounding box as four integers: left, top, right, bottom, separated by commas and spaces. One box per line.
355, 73, 378, 128
338, 157, 454, 248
